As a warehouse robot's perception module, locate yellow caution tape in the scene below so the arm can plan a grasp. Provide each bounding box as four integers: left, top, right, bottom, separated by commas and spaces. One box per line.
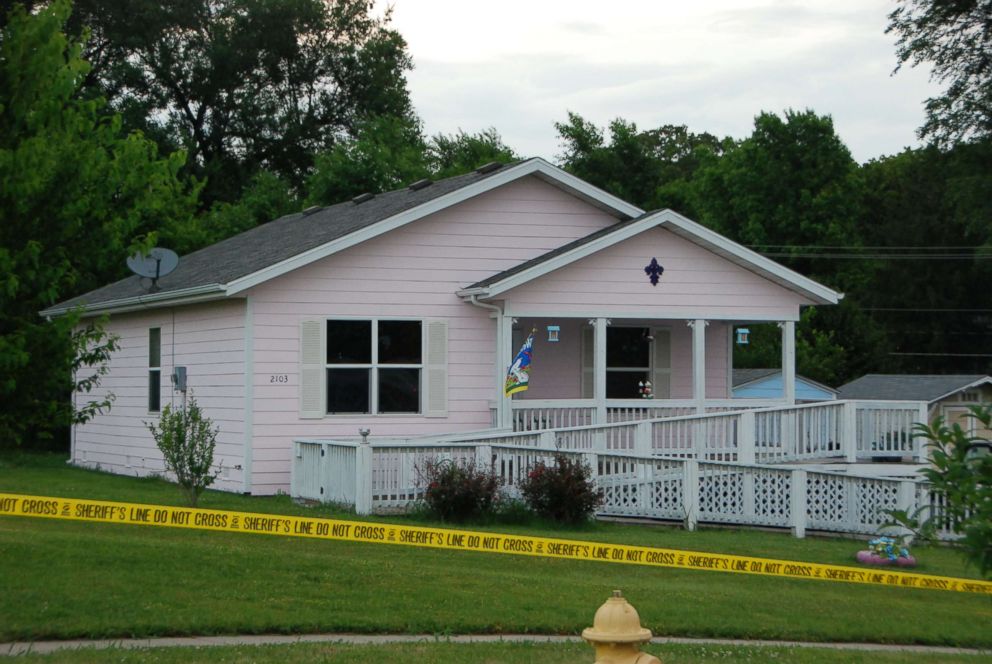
2, 492, 989, 595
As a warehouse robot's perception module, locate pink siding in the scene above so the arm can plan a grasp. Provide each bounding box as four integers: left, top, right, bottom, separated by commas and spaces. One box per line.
73, 300, 246, 492
245, 176, 621, 493
502, 227, 814, 319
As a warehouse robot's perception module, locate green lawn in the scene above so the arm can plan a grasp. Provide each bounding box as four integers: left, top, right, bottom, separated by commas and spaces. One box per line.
1, 453, 990, 648
9, 642, 992, 663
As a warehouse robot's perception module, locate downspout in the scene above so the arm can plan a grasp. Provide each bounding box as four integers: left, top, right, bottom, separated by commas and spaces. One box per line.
466, 294, 505, 428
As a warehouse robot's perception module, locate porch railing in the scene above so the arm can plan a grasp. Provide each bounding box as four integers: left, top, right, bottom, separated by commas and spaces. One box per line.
291, 437, 951, 540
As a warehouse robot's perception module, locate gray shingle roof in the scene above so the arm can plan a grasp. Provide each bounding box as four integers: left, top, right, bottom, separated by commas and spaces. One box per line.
732, 368, 780, 387
837, 374, 991, 403
50, 163, 522, 312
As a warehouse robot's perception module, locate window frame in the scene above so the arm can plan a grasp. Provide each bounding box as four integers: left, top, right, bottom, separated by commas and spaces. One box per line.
148, 327, 161, 413
581, 325, 672, 399
324, 317, 424, 415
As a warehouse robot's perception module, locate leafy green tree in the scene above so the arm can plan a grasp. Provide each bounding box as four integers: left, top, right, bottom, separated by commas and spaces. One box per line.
427, 127, 518, 179
306, 121, 519, 206
888, 0, 992, 145
555, 112, 727, 212
915, 405, 992, 577
306, 114, 427, 206
858, 143, 992, 375
14, 0, 417, 205
0, 1, 197, 447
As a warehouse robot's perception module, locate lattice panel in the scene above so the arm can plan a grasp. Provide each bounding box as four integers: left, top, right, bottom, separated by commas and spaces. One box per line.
651, 478, 684, 519
806, 474, 847, 528
855, 481, 899, 531
752, 471, 791, 526
600, 481, 645, 515
698, 468, 743, 521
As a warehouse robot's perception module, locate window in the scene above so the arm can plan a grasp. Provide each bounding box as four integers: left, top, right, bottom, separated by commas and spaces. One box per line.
148, 328, 161, 412
326, 320, 422, 414
581, 326, 671, 399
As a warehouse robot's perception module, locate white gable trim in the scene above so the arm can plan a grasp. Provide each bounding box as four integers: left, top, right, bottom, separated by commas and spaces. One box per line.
461, 209, 842, 305
224, 158, 643, 296
930, 376, 992, 404
41, 284, 227, 318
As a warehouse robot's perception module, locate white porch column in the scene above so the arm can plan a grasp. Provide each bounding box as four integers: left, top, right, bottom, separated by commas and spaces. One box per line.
690, 319, 707, 414
593, 317, 608, 425
498, 313, 514, 429
781, 320, 796, 405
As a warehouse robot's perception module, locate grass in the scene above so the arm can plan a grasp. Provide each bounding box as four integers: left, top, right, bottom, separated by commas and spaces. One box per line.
1, 452, 991, 648
9, 642, 992, 663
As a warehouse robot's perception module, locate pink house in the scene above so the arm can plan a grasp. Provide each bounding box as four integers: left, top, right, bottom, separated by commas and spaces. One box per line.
46, 158, 843, 495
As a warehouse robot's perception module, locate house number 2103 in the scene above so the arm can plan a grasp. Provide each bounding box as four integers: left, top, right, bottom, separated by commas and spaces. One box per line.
270, 375, 289, 383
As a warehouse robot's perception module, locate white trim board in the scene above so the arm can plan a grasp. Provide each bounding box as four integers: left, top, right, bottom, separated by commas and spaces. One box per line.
461, 209, 843, 306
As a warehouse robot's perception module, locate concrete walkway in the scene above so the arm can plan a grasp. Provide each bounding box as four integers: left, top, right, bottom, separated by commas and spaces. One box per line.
3, 633, 991, 657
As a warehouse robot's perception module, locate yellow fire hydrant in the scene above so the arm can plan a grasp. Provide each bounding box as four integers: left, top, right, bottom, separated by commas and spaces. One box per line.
582, 590, 662, 664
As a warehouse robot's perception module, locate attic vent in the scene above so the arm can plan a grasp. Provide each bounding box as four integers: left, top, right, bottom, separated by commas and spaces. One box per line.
408, 178, 432, 191
301, 205, 322, 216
475, 162, 503, 174
352, 193, 375, 204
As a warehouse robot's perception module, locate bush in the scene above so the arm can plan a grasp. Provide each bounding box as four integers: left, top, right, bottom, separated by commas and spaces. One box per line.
419, 458, 501, 522
147, 397, 220, 506
519, 454, 601, 524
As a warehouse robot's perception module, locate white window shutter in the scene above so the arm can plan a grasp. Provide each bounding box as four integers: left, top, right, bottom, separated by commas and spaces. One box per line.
424, 320, 448, 418
299, 319, 325, 419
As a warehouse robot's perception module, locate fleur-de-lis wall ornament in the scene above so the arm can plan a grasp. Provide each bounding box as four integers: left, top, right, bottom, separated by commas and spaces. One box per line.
644, 257, 664, 286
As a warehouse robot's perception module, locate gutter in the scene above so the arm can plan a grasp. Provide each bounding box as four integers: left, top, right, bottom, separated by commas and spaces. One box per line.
40, 283, 228, 318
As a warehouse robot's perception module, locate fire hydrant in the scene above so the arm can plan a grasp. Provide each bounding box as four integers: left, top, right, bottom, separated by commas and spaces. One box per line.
582, 590, 661, 664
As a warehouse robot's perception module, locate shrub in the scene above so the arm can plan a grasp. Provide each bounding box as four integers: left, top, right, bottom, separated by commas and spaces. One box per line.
419, 458, 501, 522
147, 397, 220, 506
519, 454, 601, 524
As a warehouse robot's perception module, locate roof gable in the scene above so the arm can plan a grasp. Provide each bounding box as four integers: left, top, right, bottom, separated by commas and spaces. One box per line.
44, 158, 642, 316
837, 374, 992, 403
460, 209, 842, 305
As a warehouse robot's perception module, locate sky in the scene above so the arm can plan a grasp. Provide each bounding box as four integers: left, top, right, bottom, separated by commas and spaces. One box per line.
374, 0, 940, 164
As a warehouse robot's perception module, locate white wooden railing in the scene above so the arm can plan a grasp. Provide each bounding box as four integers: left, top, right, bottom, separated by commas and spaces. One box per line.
290, 437, 952, 540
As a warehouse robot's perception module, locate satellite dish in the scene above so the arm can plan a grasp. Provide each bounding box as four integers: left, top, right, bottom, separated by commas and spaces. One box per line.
127, 247, 179, 292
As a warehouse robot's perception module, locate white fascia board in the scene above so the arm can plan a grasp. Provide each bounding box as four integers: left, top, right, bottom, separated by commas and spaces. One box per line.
40, 284, 227, 318
932, 376, 992, 404
225, 158, 643, 296
501, 305, 801, 322
660, 210, 843, 305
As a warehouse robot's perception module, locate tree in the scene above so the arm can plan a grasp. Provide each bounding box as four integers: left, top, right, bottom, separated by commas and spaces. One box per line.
915, 405, 992, 576
21, 0, 417, 205
306, 121, 519, 206
0, 1, 197, 447
859, 143, 992, 375
555, 112, 728, 212
888, 0, 992, 146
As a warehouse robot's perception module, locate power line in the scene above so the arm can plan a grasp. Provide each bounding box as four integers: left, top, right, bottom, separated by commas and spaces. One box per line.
863, 308, 992, 313
888, 352, 992, 358
759, 253, 990, 260
747, 245, 984, 250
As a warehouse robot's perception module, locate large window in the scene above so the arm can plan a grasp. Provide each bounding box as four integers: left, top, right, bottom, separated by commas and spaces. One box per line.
326, 320, 422, 414
148, 327, 161, 412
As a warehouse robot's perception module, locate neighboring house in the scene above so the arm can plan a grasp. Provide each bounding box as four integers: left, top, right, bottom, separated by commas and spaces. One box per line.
732, 368, 837, 403
44, 158, 842, 495
837, 374, 992, 437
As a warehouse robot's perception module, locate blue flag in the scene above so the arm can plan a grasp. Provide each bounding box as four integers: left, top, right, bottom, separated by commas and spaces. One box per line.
504, 329, 535, 396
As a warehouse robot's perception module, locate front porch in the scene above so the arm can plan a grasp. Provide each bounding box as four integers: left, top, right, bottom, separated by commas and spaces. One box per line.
495, 315, 799, 430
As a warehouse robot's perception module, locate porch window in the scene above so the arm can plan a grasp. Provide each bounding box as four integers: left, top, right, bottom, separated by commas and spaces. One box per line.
325, 320, 422, 414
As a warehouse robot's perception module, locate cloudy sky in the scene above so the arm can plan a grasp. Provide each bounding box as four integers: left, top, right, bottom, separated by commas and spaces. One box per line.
375, 0, 939, 164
